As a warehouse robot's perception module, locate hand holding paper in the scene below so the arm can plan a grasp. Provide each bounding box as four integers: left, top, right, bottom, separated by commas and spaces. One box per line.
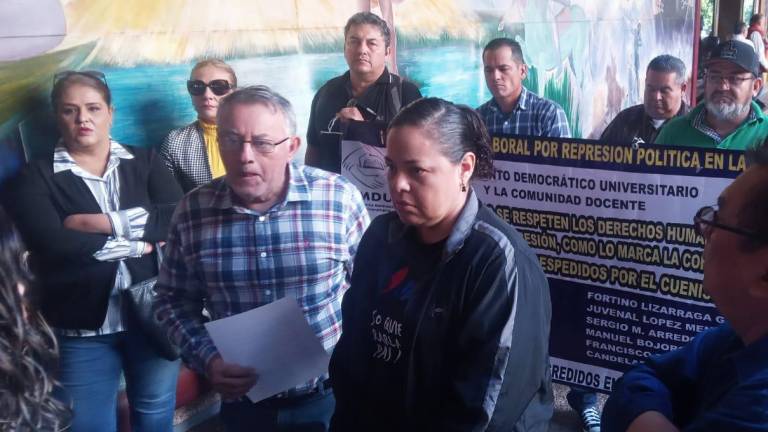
204, 297, 331, 402
206, 355, 258, 400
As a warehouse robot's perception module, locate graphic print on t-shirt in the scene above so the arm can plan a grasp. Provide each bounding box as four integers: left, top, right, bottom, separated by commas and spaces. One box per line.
381, 266, 415, 300
371, 266, 413, 364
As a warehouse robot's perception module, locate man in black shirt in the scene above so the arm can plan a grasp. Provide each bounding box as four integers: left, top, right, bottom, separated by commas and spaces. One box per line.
600, 55, 689, 146
305, 12, 421, 173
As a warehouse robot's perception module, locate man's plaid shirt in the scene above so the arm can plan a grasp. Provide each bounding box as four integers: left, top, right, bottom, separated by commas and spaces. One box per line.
155, 163, 370, 392
477, 87, 572, 137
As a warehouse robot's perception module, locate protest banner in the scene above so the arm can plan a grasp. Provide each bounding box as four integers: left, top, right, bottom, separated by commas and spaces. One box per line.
341, 140, 393, 218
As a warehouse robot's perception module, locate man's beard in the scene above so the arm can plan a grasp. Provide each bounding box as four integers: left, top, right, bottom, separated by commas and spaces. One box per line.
706, 98, 750, 122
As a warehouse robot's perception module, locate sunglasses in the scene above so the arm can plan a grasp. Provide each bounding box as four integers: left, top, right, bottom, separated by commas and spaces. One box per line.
693, 205, 768, 242
53, 70, 109, 88
187, 79, 232, 96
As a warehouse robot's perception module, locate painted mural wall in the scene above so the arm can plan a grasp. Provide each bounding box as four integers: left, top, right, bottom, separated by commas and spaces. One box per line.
0, 0, 695, 180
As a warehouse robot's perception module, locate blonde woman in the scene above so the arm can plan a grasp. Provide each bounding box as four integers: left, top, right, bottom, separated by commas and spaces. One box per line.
159, 59, 237, 192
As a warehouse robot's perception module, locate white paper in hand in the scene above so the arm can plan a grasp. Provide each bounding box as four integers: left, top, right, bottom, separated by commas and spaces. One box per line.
204, 297, 331, 402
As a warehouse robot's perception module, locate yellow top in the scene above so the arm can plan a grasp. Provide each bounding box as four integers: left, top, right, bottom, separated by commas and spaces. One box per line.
199, 120, 226, 179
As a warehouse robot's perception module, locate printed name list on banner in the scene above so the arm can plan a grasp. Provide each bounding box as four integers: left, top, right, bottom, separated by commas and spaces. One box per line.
475, 135, 745, 393
340, 137, 747, 393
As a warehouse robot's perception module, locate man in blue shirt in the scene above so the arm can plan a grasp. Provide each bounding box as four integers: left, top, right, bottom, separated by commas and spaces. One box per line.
477, 37, 571, 137
602, 141, 768, 431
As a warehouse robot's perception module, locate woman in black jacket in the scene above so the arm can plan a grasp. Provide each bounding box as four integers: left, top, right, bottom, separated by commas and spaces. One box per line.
330, 97, 553, 431
3, 71, 183, 431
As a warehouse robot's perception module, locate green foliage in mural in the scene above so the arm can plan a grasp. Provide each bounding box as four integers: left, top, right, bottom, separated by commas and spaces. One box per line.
743, 0, 756, 24
700, 0, 715, 36
523, 64, 539, 96
521, 65, 580, 137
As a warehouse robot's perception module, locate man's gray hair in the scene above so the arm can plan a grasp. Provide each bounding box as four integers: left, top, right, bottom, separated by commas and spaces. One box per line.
217, 85, 297, 135
734, 21, 749, 36
647, 55, 687, 85
344, 12, 391, 48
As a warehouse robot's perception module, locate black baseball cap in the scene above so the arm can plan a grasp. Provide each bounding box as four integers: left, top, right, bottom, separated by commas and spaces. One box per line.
707, 40, 760, 76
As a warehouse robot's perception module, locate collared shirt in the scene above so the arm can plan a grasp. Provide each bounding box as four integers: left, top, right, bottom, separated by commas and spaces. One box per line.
603, 323, 768, 431
656, 101, 768, 150
476, 87, 572, 138
155, 163, 370, 392
53, 140, 149, 336
691, 104, 758, 143
600, 103, 690, 146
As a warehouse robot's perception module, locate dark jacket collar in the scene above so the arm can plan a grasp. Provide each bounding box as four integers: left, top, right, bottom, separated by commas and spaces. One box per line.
642, 101, 690, 127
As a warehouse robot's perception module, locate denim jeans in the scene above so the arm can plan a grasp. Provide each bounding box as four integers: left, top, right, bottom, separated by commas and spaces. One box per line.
56, 330, 180, 432
220, 390, 335, 432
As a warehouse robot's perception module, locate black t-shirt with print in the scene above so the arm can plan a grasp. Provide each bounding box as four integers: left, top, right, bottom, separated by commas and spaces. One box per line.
364, 230, 445, 429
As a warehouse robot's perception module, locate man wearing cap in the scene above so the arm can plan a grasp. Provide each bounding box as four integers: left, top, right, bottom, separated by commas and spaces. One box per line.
656, 40, 768, 150
600, 55, 689, 146
305, 12, 421, 173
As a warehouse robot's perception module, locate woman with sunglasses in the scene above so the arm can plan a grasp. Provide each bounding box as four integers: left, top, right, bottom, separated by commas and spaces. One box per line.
2, 70, 183, 431
159, 59, 237, 192
329, 98, 553, 431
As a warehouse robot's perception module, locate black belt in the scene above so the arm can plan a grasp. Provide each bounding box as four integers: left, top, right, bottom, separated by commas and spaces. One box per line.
267, 378, 332, 403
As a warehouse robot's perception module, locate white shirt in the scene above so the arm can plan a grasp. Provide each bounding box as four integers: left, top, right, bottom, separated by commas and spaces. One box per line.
733, 34, 755, 50
748, 31, 768, 71
53, 141, 149, 336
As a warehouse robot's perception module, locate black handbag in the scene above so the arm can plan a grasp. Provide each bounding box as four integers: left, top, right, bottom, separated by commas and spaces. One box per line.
124, 245, 180, 361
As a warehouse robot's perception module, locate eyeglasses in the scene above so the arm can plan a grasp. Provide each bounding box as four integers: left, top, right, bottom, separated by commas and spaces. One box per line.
187, 79, 232, 96
693, 205, 768, 242
219, 134, 290, 154
705, 72, 754, 86
53, 70, 109, 88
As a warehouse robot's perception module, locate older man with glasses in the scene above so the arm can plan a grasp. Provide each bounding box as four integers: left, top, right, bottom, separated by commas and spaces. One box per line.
602, 140, 768, 431
656, 40, 768, 150
154, 85, 370, 431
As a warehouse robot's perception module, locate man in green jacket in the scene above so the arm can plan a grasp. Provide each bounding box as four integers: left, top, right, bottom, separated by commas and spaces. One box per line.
656, 40, 768, 150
